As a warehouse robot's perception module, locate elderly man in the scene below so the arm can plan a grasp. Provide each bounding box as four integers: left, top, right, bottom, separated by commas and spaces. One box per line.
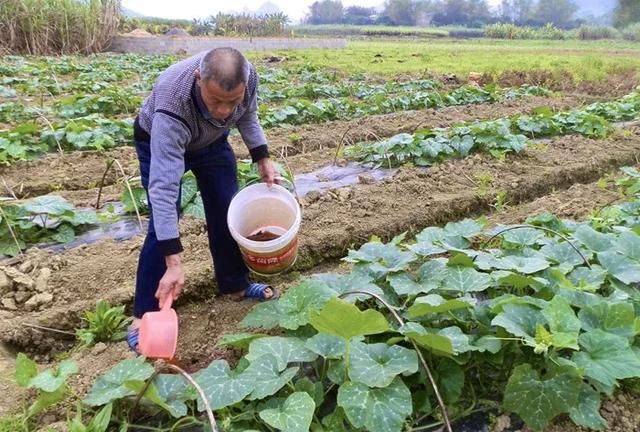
127, 47, 277, 352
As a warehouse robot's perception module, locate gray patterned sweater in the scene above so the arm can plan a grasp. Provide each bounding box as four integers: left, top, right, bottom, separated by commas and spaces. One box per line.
134, 52, 269, 255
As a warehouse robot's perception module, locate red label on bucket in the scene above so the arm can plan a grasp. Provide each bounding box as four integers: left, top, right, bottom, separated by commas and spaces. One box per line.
242, 239, 299, 275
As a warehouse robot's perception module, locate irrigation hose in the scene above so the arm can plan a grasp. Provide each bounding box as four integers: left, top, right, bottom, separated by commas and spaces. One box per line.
478, 224, 592, 269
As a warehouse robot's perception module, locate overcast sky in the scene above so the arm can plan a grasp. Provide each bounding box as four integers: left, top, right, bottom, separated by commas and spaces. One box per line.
122, 0, 501, 23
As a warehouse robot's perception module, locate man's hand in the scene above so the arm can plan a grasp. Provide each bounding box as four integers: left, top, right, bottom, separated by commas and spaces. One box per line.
156, 254, 185, 308
257, 158, 276, 187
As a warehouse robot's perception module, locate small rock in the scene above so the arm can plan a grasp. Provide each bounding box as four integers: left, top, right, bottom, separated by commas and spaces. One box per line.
14, 290, 29, 303
24, 292, 54, 310
35, 268, 51, 293
358, 174, 375, 185
1, 298, 17, 310
5, 267, 36, 290
493, 415, 511, 432
337, 188, 351, 202
18, 260, 34, 274
92, 342, 108, 355
0, 270, 11, 294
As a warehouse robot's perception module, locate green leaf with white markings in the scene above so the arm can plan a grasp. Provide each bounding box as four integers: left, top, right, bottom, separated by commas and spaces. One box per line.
193, 360, 255, 411
337, 377, 412, 432
84, 357, 154, 406
276, 280, 334, 330
578, 302, 636, 338
348, 342, 418, 387
246, 337, 318, 372
304, 334, 346, 359
245, 355, 299, 400
259, 392, 315, 432
572, 329, 640, 393
503, 364, 581, 431
598, 251, 640, 284
440, 266, 492, 292
568, 383, 607, 431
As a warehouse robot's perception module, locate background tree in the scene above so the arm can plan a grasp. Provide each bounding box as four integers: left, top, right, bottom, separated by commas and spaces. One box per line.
343, 6, 376, 25
307, 0, 343, 24
533, 0, 578, 28
615, 0, 640, 27
382, 0, 416, 25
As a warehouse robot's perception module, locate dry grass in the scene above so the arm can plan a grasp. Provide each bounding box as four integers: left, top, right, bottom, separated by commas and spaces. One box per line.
0, 0, 120, 55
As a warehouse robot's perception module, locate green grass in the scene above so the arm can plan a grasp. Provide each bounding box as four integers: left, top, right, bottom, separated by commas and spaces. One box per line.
249, 39, 640, 81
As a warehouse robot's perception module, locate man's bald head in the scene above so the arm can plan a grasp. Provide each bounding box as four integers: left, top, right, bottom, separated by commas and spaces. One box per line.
198, 47, 249, 92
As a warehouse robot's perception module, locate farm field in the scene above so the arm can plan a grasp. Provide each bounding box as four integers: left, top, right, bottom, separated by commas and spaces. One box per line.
2, 39, 640, 432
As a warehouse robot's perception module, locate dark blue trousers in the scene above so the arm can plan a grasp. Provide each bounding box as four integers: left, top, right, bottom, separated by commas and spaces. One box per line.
133, 135, 249, 318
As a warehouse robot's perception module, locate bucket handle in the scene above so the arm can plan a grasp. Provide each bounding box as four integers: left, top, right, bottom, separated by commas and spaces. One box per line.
160, 293, 174, 311
273, 176, 302, 207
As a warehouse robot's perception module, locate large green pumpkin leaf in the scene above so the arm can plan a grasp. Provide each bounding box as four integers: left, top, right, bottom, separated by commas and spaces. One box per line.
312, 272, 384, 301
578, 302, 636, 338
501, 227, 544, 246
309, 298, 389, 340
408, 294, 475, 317
193, 360, 255, 411
614, 231, 640, 260
440, 266, 491, 292
84, 357, 155, 406
568, 383, 607, 431
573, 225, 614, 252
503, 364, 581, 431
29, 360, 79, 392
23, 195, 74, 216
246, 337, 318, 371
241, 301, 282, 330
348, 342, 418, 388
337, 377, 412, 432
541, 296, 581, 350
245, 354, 299, 400
572, 329, 640, 393
444, 219, 484, 239
305, 334, 346, 359
540, 241, 591, 267
491, 304, 545, 346
344, 241, 416, 277
387, 260, 448, 296
493, 254, 549, 274
276, 280, 334, 330
154, 374, 192, 418
259, 392, 315, 432
597, 251, 640, 284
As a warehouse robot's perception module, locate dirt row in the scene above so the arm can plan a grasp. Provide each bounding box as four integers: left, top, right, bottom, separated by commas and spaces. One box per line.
2, 123, 640, 357
0, 93, 601, 199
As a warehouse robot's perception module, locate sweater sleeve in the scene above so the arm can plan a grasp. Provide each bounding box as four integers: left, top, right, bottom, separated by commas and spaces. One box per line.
236, 75, 269, 162
148, 111, 191, 255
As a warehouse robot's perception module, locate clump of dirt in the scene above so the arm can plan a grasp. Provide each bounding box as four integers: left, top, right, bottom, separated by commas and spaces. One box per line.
125, 28, 152, 37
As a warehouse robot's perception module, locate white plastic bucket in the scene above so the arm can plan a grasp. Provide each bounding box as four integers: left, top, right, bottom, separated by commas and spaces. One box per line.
227, 182, 301, 275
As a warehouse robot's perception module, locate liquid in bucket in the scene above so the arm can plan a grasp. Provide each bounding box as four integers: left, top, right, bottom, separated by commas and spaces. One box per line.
247, 226, 283, 242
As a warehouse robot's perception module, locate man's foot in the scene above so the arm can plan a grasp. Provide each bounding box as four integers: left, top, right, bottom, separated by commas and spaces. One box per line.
231, 283, 279, 302
127, 318, 141, 354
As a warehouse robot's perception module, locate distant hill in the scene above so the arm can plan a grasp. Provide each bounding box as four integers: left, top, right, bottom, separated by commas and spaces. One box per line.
121, 6, 144, 17
255, 1, 281, 16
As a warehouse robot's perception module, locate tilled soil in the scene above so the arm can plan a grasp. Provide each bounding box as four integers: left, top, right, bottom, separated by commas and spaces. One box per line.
3, 127, 640, 357
0, 94, 599, 199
